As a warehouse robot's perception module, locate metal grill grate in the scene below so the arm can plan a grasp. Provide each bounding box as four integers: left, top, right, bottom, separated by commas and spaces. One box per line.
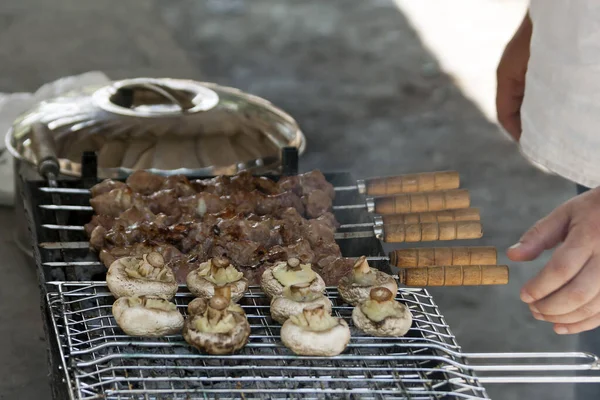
46, 282, 490, 400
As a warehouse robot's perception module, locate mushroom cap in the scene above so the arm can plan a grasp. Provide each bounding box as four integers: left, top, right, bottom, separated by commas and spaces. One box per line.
281, 317, 350, 356
352, 302, 412, 337
338, 269, 397, 306
186, 268, 248, 302
112, 296, 184, 337
260, 264, 326, 298
183, 312, 250, 354
270, 294, 332, 325
106, 256, 178, 300
187, 297, 246, 317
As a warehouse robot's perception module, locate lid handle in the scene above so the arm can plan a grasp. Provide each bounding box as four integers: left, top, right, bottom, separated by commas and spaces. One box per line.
94, 78, 220, 117
29, 123, 59, 179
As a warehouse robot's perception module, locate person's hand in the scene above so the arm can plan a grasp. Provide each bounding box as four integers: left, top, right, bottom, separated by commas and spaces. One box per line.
496, 12, 532, 141
507, 187, 600, 334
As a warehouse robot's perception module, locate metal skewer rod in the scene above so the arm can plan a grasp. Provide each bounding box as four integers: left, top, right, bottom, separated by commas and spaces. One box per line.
337, 208, 481, 230
41, 170, 460, 197
334, 221, 483, 243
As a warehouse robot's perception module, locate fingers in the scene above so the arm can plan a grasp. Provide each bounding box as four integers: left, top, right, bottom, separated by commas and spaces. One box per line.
527, 254, 598, 315
531, 291, 600, 325
507, 202, 572, 262
553, 313, 600, 335
518, 229, 592, 304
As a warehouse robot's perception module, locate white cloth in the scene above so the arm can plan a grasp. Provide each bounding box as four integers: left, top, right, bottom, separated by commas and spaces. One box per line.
0, 71, 111, 206
520, 1, 600, 189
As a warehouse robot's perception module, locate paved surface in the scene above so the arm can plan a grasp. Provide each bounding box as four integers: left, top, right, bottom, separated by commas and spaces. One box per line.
0, 1, 585, 399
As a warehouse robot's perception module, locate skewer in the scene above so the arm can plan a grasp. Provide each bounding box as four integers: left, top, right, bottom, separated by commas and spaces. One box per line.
37, 189, 470, 215
332, 189, 470, 214
38, 170, 460, 197
334, 171, 460, 195
334, 221, 483, 242
338, 208, 480, 229
398, 265, 508, 286
389, 246, 497, 267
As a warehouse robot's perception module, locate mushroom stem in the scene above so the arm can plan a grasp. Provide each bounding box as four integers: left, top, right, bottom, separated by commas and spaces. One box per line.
207, 296, 229, 326
304, 304, 326, 319
287, 257, 301, 271
353, 256, 370, 275
370, 287, 393, 302
212, 256, 230, 268
146, 252, 165, 268
288, 283, 313, 301
214, 285, 232, 301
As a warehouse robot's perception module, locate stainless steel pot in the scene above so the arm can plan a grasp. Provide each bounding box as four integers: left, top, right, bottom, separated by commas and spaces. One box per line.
7, 77, 307, 258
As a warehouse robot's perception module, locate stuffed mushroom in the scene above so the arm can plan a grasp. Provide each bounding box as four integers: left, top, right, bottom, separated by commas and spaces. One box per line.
261, 258, 325, 298
186, 256, 248, 302
183, 294, 251, 355
270, 282, 332, 324
352, 287, 413, 337
112, 295, 184, 337
337, 256, 397, 306
187, 285, 246, 317
281, 304, 350, 356
107, 252, 178, 299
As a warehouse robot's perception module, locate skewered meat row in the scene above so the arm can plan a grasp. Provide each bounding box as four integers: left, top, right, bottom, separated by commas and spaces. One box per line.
89, 205, 338, 250
91, 169, 335, 201
91, 206, 345, 282
89, 185, 326, 218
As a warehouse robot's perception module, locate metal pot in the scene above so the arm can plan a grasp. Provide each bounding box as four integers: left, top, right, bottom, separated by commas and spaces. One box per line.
7, 77, 307, 258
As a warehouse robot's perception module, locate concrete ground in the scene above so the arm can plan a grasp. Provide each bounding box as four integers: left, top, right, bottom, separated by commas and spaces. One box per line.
0, 1, 586, 399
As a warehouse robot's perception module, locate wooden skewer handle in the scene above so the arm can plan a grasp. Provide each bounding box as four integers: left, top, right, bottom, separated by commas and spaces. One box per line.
399, 265, 509, 286
382, 221, 483, 243
373, 189, 470, 215
381, 208, 480, 225
389, 246, 497, 267
365, 171, 459, 196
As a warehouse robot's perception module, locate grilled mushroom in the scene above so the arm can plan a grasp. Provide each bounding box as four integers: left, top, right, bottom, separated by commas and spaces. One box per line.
280, 304, 350, 356
186, 256, 248, 302
187, 286, 245, 317
337, 256, 397, 306
183, 294, 251, 354
352, 287, 412, 337
261, 258, 325, 298
270, 283, 332, 324
106, 252, 178, 299
112, 295, 184, 337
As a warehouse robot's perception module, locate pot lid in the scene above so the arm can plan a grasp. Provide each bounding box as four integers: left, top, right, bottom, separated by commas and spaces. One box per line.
6, 78, 306, 178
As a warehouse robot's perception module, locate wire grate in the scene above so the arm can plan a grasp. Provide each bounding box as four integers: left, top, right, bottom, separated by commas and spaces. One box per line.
46, 282, 490, 400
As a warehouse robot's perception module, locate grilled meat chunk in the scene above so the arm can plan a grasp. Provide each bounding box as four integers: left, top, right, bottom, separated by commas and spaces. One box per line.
125, 170, 166, 195
303, 189, 333, 219
89, 187, 145, 217
90, 180, 127, 198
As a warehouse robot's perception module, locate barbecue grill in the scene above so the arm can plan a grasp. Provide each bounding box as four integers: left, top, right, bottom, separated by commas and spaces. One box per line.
22, 148, 600, 400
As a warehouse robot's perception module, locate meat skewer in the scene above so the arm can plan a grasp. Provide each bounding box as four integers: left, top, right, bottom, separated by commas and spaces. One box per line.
398, 265, 508, 286
332, 189, 470, 214
337, 208, 480, 230
334, 170, 460, 196
334, 221, 483, 243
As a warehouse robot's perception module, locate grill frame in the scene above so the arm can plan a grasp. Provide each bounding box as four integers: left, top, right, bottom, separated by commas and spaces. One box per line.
46, 281, 490, 400
22, 149, 489, 399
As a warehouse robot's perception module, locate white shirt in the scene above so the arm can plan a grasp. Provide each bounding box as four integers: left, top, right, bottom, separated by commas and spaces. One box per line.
520, 1, 600, 189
